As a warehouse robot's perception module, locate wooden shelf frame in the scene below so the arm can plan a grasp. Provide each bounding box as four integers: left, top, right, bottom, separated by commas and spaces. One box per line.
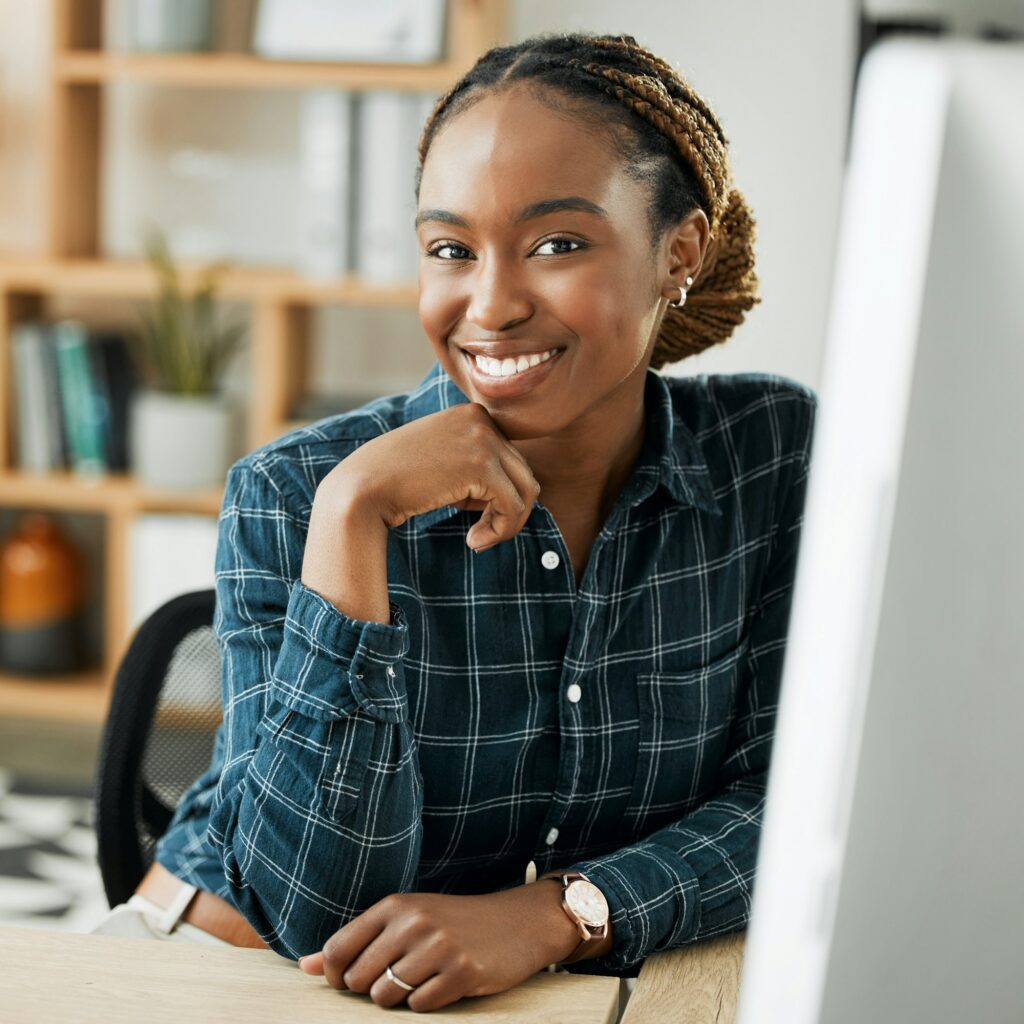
0, 0, 506, 724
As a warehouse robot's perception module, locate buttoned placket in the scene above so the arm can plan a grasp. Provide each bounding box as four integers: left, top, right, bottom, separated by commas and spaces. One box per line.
529, 502, 619, 872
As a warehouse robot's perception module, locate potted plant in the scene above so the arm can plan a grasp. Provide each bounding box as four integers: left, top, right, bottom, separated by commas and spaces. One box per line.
129, 227, 247, 489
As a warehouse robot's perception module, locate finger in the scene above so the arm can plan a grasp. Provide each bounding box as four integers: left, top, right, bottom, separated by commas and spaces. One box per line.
298, 952, 325, 975
497, 446, 541, 522
368, 948, 441, 1009
465, 458, 528, 551
339, 927, 405, 994
320, 910, 388, 991
467, 448, 538, 551
406, 971, 466, 1014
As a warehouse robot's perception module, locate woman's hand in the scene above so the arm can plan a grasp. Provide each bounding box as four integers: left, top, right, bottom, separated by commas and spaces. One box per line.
318, 402, 541, 552
296, 880, 585, 1012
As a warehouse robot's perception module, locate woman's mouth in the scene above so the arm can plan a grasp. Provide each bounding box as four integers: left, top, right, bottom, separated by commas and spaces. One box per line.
460, 346, 566, 399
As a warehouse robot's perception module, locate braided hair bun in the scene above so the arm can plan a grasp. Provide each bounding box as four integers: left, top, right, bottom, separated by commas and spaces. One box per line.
416, 32, 761, 368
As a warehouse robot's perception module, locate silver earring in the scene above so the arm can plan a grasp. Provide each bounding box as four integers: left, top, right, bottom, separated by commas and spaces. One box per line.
669, 276, 694, 308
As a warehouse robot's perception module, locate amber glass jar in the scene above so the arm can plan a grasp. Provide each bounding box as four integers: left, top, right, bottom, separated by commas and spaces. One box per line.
0, 512, 89, 674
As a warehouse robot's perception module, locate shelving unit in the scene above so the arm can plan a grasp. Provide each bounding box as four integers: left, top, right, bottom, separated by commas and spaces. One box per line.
0, 0, 506, 724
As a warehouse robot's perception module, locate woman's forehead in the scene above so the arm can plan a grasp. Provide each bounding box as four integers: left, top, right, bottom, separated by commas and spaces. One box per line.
418, 85, 636, 219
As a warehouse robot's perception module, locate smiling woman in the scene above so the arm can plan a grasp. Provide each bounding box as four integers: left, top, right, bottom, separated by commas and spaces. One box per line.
90, 30, 817, 1017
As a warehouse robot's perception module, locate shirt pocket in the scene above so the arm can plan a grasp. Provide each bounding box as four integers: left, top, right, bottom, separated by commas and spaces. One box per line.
253, 697, 376, 827
625, 646, 746, 834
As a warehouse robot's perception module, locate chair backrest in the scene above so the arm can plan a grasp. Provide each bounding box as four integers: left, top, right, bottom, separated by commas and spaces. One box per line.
94, 589, 220, 908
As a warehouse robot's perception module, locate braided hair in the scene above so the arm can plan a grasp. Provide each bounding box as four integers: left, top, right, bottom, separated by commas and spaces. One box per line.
415, 32, 761, 369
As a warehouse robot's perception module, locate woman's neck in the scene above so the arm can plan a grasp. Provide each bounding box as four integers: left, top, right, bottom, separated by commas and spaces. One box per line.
512, 391, 647, 531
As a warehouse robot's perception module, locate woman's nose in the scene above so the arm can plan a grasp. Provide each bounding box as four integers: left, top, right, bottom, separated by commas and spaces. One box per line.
465, 262, 533, 332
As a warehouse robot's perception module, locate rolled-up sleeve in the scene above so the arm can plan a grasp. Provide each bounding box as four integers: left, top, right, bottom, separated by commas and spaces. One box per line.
568, 396, 816, 975
199, 458, 424, 958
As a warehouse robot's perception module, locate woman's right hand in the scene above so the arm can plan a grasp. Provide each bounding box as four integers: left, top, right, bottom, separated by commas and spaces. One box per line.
321, 403, 541, 553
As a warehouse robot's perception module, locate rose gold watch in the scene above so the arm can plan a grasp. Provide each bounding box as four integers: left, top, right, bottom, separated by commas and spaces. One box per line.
540, 870, 610, 965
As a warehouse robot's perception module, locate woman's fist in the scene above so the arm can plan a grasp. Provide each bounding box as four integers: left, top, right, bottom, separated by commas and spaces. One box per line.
320, 402, 541, 552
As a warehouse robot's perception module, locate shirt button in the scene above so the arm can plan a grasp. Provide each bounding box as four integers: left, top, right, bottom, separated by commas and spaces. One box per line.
566, 683, 582, 703
541, 550, 560, 570
545, 827, 559, 846
386, 666, 395, 678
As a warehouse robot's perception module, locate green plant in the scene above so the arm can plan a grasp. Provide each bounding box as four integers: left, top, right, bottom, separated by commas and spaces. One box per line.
134, 226, 247, 395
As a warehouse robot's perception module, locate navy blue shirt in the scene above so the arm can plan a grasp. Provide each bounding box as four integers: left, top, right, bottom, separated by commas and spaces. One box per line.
155, 360, 817, 976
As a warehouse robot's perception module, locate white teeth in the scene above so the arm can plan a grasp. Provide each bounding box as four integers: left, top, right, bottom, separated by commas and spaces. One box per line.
472, 349, 558, 378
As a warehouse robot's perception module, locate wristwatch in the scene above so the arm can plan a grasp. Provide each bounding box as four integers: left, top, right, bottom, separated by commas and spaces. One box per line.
540, 870, 610, 965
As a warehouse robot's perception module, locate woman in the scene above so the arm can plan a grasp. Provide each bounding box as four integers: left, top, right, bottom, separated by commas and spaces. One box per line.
93, 30, 816, 1014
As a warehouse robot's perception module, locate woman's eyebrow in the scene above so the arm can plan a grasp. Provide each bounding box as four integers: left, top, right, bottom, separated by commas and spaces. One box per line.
414, 196, 609, 230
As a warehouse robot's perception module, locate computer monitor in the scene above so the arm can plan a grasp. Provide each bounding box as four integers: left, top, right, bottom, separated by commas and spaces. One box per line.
737, 36, 1024, 1024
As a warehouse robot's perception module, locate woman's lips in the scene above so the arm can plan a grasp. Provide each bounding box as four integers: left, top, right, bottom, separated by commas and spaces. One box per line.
461, 347, 566, 399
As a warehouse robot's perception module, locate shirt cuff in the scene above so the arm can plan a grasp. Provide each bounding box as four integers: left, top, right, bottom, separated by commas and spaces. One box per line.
270, 578, 411, 724
567, 847, 701, 972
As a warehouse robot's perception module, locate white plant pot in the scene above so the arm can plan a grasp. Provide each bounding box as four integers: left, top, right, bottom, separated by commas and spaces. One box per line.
130, 390, 239, 489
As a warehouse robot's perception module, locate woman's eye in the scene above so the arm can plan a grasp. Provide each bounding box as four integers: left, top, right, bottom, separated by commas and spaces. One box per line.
426, 243, 472, 260
533, 238, 582, 256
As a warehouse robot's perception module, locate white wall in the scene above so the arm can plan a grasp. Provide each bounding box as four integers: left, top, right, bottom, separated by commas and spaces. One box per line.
512, 1, 860, 391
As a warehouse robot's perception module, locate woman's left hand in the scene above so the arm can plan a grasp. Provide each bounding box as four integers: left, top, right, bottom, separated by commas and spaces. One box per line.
296, 879, 586, 1012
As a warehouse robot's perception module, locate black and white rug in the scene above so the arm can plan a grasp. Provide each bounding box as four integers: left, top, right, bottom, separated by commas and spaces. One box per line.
0, 768, 110, 932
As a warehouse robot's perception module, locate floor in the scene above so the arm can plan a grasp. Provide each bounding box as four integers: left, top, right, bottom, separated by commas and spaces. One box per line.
0, 767, 110, 933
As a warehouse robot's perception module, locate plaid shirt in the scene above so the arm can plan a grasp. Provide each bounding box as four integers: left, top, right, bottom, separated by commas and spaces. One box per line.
155, 360, 816, 976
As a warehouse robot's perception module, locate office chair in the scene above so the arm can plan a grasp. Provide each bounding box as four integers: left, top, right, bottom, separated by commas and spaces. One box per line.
93, 589, 221, 908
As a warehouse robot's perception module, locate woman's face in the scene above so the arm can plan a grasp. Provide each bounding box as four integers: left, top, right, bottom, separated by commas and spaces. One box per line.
415, 84, 671, 441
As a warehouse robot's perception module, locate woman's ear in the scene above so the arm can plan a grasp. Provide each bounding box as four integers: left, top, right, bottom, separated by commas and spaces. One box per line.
660, 206, 710, 300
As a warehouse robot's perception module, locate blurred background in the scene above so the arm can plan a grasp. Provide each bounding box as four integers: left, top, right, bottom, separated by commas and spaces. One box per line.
0, 0, 1018, 934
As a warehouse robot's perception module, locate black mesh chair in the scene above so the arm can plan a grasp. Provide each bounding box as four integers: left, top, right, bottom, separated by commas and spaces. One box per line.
94, 589, 221, 908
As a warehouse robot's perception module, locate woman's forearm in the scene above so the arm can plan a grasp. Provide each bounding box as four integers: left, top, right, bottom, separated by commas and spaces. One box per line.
301, 482, 392, 625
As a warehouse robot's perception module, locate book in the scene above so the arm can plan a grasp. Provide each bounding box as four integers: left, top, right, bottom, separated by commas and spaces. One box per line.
130, 514, 219, 633
10, 322, 58, 473
297, 89, 355, 280
52, 320, 109, 477
353, 91, 438, 284
253, 0, 447, 64
85, 331, 139, 472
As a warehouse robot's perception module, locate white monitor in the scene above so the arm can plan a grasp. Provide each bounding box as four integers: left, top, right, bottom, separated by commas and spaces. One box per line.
736, 36, 1024, 1024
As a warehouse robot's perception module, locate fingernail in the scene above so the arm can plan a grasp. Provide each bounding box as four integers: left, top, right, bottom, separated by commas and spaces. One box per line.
298, 956, 308, 967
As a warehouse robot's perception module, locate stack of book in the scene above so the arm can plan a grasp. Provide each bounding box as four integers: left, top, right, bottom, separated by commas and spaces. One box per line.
9, 320, 139, 477
297, 89, 439, 284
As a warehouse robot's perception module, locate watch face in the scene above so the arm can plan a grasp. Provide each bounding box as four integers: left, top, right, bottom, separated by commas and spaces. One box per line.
565, 879, 609, 927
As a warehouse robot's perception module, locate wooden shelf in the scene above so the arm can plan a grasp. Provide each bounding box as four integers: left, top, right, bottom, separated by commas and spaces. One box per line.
0, 257, 418, 306
55, 51, 462, 91
0, 0, 505, 725
0, 670, 109, 724
0, 469, 223, 515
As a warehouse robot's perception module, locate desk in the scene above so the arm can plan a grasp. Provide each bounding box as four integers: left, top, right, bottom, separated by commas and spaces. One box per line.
621, 931, 746, 1024
0, 927, 619, 1023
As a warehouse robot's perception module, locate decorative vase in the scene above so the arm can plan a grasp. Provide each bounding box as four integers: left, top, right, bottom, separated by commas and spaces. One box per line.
0, 512, 89, 675
130, 389, 239, 489
128, 0, 215, 52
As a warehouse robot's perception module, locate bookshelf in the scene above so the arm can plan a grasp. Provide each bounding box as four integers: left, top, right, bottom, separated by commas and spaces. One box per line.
0, 0, 506, 724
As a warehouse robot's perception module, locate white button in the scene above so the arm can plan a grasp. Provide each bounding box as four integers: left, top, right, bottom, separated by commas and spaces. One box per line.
545, 827, 559, 846
566, 683, 582, 703
541, 550, 560, 570
386, 666, 395, 678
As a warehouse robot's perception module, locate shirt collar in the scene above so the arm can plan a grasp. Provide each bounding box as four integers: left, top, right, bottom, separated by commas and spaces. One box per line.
403, 361, 722, 530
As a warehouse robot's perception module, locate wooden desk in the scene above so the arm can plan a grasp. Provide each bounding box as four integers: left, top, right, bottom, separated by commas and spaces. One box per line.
0, 927, 620, 1023
621, 931, 746, 1024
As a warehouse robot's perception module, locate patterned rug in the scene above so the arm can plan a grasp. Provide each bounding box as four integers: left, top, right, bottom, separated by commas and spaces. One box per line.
0, 768, 110, 932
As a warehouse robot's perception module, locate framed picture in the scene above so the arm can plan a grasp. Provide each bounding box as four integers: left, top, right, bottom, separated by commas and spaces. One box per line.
252, 0, 447, 64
